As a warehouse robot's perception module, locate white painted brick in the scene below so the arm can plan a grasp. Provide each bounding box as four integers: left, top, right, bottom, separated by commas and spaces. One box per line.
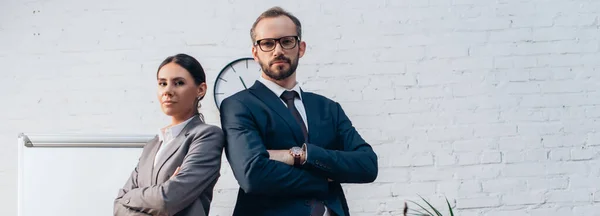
453, 139, 498, 152
510, 15, 554, 28
546, 162, 590, 176
543, 135, 587, 148
361, 87, 395, 101
503, 191, 545, 205
398, 85, 453, 99
498, 136, 543, 150
435, 151, 457, 166
516, 123, 563, 136
500, 109, 549, 122
482, 178, 527, 193
411, 152, 435, 167
454, 165, 502, 180
528, 67, 578, 81
481, 151, 502, 164
573, 205, 600, 216
473, 123, 517, 138
375, 143, 408, 168
529, 205, 574, 216
549, 148, 572, 161
391, 182, 436, 197
485, 210, 530, 216
503, 149, 548, 164
546, 189, 593, 203
376, 168, 409, 183
571, 147, 598, 161
378, 46, 426, 62
502, 163, 546, 177
501, 81, 540, 95
449, 83, 495, 98
345, 183, 394, 199
455, 209, 482, 216
520, 94, 589, 108
488, 29, 533, 43
457, 195, 501, 209
554, 14, 598, 27
493, 56, 538, 69
425, 44, 469, 58
385, 100, 435, 114
456, 152, 480, 166
469, 43, 514, 57
426, 126, 474, 141
536, 54, 590, 67
410, 167, 455, 182
570, 177, 600, 189
585, 132, 600, 146
492, 69, 530, 82
449, 57, 494, 71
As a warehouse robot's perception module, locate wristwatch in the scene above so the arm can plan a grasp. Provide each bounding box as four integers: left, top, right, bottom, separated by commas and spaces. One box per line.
289, 146, 304, 166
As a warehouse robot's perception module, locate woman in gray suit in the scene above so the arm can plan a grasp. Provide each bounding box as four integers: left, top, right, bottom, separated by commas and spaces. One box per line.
114, 53, 225, 216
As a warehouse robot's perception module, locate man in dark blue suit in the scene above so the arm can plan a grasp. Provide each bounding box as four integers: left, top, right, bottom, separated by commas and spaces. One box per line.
219, 6, 378, 216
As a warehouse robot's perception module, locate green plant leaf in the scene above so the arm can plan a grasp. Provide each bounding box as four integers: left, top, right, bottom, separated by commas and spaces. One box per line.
407, 213, 431, 216
419, 195, 442, 216
407, 207, 430, 216
445, 197, 454, 216
407, 200, 434, 216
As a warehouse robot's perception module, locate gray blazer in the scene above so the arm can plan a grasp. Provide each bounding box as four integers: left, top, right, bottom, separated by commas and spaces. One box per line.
114, 115, 225, 216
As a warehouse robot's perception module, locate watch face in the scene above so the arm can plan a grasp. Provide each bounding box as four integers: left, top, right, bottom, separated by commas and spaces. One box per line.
290, 147, 303, 155
213, 57, 261, 109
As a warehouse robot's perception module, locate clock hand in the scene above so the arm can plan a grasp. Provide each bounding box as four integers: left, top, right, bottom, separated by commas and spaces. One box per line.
239, 76, 248, 89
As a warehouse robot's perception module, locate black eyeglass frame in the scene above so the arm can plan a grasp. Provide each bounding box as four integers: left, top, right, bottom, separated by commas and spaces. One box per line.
254, 35, 300, 52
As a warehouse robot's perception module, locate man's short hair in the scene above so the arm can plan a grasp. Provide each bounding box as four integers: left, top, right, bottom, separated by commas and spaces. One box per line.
250, 6, 302, 43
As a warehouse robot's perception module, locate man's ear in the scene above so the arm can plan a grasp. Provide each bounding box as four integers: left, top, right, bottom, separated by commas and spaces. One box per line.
298, 41, 306, 58
252, 45, 259, 62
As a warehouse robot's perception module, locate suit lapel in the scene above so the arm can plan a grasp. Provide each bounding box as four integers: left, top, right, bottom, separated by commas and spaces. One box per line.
301, 91, 320, 143
151, 116, 202, 184
249, 81, 304, 144
141, 136, 160, 186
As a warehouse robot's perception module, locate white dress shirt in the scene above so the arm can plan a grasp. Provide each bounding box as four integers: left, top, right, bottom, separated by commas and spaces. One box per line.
258, 76, 308, 131
258, 77, 330, 216
154, 115, 196, 167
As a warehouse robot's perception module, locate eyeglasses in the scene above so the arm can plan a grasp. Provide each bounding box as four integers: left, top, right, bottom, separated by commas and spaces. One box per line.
254, 36, 299, 52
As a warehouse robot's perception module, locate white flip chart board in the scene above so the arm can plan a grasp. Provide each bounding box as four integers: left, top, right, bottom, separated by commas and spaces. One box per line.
17, 133, 155, 216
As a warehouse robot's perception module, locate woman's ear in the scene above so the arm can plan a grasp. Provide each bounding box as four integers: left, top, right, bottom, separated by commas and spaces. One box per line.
197, 82, 207, 99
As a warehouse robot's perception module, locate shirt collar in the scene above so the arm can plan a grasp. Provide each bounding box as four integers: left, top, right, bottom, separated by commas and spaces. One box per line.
258, 76, 303, 100
158, 115, 196, 143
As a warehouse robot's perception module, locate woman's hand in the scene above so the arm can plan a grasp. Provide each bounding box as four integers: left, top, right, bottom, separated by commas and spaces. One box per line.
170, 167, 181, 179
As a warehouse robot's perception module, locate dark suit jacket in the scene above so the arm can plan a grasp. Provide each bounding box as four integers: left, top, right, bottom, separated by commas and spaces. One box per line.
114, 115, 225, 216
220, 81, 378, 216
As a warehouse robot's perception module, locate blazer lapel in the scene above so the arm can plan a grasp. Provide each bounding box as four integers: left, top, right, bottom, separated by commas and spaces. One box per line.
141, 136, 160, 186
151, 116, 202, 184
301, 91, 320, 143
249, 81, 304, 144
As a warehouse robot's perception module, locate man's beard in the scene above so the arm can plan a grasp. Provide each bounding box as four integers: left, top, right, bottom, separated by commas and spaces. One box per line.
260, 55, 298, 81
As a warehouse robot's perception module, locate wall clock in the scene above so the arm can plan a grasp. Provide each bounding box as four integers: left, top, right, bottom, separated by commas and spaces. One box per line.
213, 57, 261, 109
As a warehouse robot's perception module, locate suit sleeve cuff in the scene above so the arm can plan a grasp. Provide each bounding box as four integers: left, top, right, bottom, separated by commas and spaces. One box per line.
302, 143, 331, 171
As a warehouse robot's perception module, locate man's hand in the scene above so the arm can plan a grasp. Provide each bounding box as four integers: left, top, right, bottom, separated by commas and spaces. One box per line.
267, 150, 294, 166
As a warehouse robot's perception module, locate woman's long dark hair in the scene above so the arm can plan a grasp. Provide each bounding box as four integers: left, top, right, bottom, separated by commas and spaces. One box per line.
157, 53, 206, 121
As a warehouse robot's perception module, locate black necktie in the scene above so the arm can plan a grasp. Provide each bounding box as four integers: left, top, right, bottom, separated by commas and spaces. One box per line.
280, 90, 308, 141
280, 91, 326, 216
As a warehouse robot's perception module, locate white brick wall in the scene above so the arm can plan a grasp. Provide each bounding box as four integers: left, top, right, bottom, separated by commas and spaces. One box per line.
2, 0, 599, 215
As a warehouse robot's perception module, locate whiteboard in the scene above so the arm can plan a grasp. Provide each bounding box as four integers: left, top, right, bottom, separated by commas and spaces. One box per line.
17, 133, 154, 216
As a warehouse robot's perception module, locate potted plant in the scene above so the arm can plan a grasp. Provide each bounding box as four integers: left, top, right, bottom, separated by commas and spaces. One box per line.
403, 196, 454, 216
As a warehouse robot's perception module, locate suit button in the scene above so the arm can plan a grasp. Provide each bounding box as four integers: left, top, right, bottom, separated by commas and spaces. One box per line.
305, 200, 311, 206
